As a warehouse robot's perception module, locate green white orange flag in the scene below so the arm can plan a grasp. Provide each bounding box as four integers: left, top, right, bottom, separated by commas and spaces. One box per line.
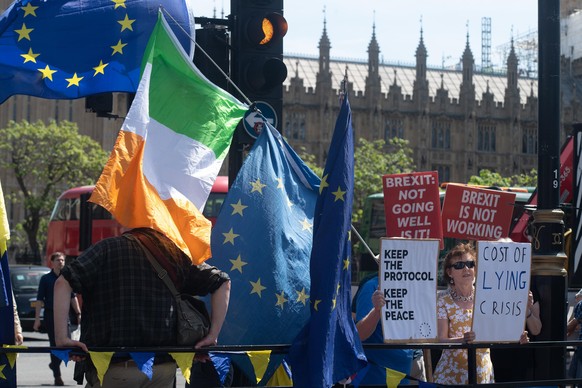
90, 13, 247, 264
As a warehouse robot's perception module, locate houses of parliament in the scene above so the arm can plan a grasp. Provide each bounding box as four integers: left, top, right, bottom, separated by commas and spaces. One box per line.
2, 0, 582, 227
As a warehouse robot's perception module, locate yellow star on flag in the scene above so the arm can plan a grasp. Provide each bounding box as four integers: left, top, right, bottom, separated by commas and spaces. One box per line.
93, 60, 108, 76
319, 174, 329, 194
38, 65, 56, 81
111, 0, 126, 9
111, 39, 127, 55
14, 23, 33, 41
296, 287, 309, 305
229, 255, 247, 273
118, 14, 136, 32
0, 364, 6, 380
286, 198, 293, 208
250, 178, 267, 194
275, 291, 288, 308
21, 48, 39, 63
332, 186, 346, 202
313, 299, 321, 311
21, 3, 39, 17
332, 298, 337, 310
343, 258, 350, 270
276, 177, 284, 189
250, 278, 266, 297
65, 73, 83, 87
230, 200, 247, 216
300, 218, 312, 232
222, 228, 239, 245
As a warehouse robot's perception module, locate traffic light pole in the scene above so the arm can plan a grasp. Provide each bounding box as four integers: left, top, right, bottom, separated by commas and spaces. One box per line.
531, 0, 567, 381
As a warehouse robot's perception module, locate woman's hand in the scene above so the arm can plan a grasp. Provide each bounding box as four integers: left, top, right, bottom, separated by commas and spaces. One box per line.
520, 330, 530, 344
527, 291, 534, 313
463, 331, 476, 342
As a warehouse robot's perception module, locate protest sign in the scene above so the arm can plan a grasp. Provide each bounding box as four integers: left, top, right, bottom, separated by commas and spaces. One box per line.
383, 171, 442, 244
472, 240, 532, 342
379, 238, 439, 342
442, 184, 516, 241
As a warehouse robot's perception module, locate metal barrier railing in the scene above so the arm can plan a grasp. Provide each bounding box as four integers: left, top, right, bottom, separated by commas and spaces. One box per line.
4, 340, 582, 387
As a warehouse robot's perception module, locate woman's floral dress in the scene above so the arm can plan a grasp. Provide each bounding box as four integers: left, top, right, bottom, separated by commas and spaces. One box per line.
433, 290, 494, 384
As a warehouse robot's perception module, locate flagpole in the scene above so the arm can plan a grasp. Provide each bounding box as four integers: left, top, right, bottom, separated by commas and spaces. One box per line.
350, 224, 379, 264
160, 6, 253, 106
340, 71, 380, 265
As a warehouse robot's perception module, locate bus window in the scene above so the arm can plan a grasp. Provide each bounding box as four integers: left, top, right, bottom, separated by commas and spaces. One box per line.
203, 192, 227, 225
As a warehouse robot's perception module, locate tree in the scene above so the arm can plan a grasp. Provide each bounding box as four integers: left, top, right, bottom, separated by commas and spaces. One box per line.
468, 169, 512, 187
468, 168, 538, 188
299, 137, 415, 223
297, 146, 324, 178
0, 120, 108, 261
353, 137, 415, 222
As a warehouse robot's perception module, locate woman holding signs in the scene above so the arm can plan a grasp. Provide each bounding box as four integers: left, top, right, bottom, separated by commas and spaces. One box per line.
433, 243, 495, 384
433, 242, 530, 384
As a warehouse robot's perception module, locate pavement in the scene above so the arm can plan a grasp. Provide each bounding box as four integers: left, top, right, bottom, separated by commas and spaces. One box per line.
15, 331, 187, 387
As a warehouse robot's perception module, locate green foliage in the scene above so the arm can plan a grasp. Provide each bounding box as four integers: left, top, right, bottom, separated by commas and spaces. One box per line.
297, 147, 324, 178
353, 137, 415, 223
511, 169, 538, 187
297, 137, 415, 223
468, 168, 538, 188
0, 120, 108, 261
468, 169, 512, 187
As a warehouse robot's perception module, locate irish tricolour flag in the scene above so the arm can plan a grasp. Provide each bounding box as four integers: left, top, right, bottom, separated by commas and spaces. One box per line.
91, 13, 247, 264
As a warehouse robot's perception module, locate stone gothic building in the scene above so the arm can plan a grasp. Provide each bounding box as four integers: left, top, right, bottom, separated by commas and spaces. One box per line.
282, 21, 581, 184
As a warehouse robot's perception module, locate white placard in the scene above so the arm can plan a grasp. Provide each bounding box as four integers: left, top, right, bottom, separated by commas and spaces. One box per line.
472, 241, 532, 342
379, 238, 439, 342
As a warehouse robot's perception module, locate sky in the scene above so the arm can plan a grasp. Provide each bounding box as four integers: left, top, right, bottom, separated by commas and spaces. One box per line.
196, 0, 539, 69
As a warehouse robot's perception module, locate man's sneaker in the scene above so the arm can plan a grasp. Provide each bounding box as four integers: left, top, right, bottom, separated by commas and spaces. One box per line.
54, 376, 64, 386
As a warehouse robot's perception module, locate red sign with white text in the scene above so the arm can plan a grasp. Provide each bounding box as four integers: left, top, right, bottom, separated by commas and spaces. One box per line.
442, 184, 516, 241
383, 171, 443, 244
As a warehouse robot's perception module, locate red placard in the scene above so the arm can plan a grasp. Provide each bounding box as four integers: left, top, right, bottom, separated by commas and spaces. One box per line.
510, 136, 573, 242
442, 184, 516, 241
383, 171, 442, 243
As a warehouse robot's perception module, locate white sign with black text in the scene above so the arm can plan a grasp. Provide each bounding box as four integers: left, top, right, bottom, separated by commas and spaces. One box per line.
379, 238, 439, 342
472, 241, 532, 342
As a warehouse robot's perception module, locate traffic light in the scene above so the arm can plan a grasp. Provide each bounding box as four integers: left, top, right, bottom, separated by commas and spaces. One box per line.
231, 0, 288, 133
194, 25, 229, 91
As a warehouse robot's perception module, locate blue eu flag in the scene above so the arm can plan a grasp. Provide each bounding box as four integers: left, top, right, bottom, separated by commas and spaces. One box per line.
0, 0, 196, 103
288, 95, 367, 387
0, 180, 15, 387
209, 123, 320, 383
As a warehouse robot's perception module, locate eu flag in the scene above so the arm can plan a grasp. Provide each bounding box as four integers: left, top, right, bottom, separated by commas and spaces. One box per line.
0, 0, 196, 103
0, 180, 16, 387
288, 94, 367, 387
209, 122, 320, 383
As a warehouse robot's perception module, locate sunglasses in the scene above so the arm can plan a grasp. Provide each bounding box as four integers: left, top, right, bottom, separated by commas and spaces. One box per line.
449, 260, 476, 270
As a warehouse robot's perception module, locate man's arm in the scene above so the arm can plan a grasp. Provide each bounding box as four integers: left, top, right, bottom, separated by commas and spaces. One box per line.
356, 288, 383, 341
33, 278, 45, 332
70, 295, 81, 324
195, 280, 230, 349
54, 276, 87, 351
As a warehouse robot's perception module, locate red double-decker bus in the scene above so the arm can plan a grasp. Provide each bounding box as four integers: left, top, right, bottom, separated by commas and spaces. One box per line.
45, 176, 229, 265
